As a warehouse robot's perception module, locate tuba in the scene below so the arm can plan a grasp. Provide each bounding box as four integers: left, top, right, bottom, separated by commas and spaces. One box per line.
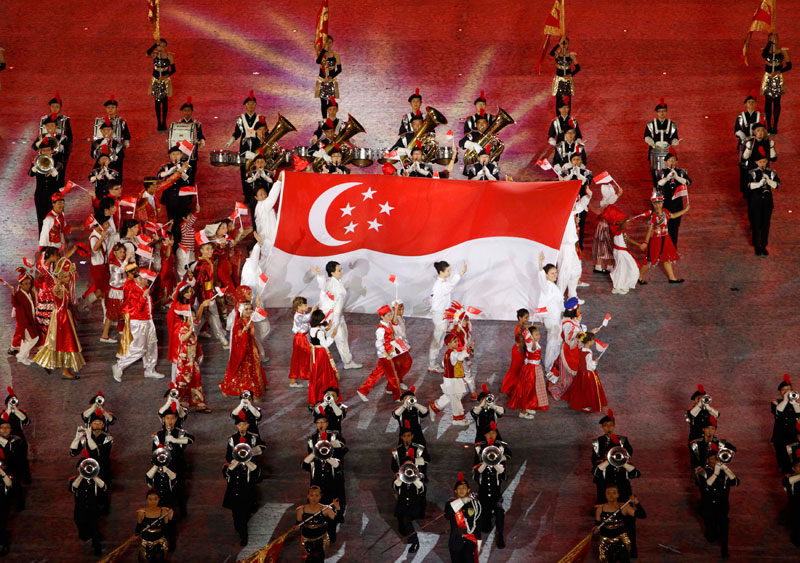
607, 446, 630, 468
233, 443, 254, 464
399, 461, 421, 484
35, 153, 55, 174
252, 115, 297, 172
312, 114, 366, 172
463, 108, 515, 165
314, 439, 334, 460
79, 458, 101, 480
481, 445, 503, 466
718, 448, 735, 464
152, 447, 172, 469
401, 106, 447, 165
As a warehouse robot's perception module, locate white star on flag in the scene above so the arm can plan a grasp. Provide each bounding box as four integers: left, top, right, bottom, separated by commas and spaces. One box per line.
340, 203, 355, 217
344, 221, 358, 234
367, 218, 382, 231
379, 201, 394, 215
361, 187, 376, 200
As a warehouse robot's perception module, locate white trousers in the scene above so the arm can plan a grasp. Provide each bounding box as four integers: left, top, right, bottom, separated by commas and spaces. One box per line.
117, 319, 158, 372
175, 248, 195, 280
201, 300, 228, 345
253, 318, 271, 358
557, 244, 581, 299
330, 315, 353, 365
543, 320, 562, 372
18, 331, 39, 362
463, 358, 476, 393
434, 378, 466, 418
427, 315, 447, 368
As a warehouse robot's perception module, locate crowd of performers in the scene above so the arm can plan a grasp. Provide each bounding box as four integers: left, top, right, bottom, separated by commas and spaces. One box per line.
0, 28, 794, 562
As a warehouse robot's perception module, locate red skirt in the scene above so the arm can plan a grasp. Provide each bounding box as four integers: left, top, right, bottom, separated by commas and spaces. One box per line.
501, 344, 524, 395
561, 368, 607, 413
90, 264, 110, 294
289, 332, 312, 381
507, 362, 549, 411
106, 287, 124, 322
308, 346, 339, 404
647, 234, 680, 264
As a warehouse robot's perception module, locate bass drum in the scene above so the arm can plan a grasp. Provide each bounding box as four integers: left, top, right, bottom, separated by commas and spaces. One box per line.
649, 144, 668, 172
435, 145, 456, 165
351, 147, 373, 167
210, 150, 230, 167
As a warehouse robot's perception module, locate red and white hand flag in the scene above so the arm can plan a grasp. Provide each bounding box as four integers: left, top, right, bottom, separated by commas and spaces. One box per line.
119, 196, 137, 215
252, 307, 269, 322
22, 257, 34, 269
536, 307, 548, 315
673, 185, 689, 200
215, 286, 226, 298
594, 171, 615, 185
178, 139, 194, 157
138, 268, 157, 282
595, 339, 610, 358
388, 274, 397, 284
234, 201, 249, 216
466, 306, 482, 315
179, 186, 198, 197
135, 244, 153, 261
602, 313, 611, 328
445, 130, 454, 142
195, 230, 211, 247
537, 158, 553, 171
84, 215, 98, 230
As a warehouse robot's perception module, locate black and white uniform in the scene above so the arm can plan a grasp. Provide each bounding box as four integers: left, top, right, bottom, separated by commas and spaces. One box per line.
393, 471, 426, 548
699, 464, 739, 556
548, 115, 582, 146
391, 443, 430, 475
392, 402, 429, 446
644, 118, 678, 181
230, 401, 263, 437
553, 140, 586, 175
399, 111, 423, 136
741, 137, 777, 175
734, 110, 765, 195
473, 441, 509, 539
748, 167, 780, 251
310, 118, 343, 145
222, 459, 260, 544
783, 472, 800, 546
321, 163, 351, 175
88, 166, 119, 195
470, 403, 504, 443
307, 430, 348, 462
655, 166, 692, 247
686, 403, 720, 443
689, 437, 736, 474
152, 427, 194, 513
28, 159, 62, 232
39, 113, 73, 162
230, 112, 265, 192
225, 431, 265, 463
70, 431, 114, 484
102, 116, 131, 182
175, 117, 205, 184
405, 161, 433, 178
445, 495, 482, 563
772, 395, 800, 472
313, 401, 348, 438
69, 474, 107, 551
465, 162, 500, 181
464, 112, 495, 135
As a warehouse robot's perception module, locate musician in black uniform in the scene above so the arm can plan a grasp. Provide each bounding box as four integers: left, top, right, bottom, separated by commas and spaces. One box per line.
550, 36, 580, 114
748, 153, 780, 256
465, 147, 500, 181
591, 411, 633, 494
152, 410, 194, 516
399, 88, 423, 136
33, 114, 68, 182
471, 384, 504, 442
644, 98, 679, 184
89, 153, 118, 196
459, 114, 489, 162
403, 143, 433, 178
146, 39, 176, 130
686, 384, 720, 444
321, 144, 350, 174
70, 410, 114, 485
92, 120, 124, 180
445, 472, 481, 563
222, 445, 261, 546
655, 149, 691, 247
311, 97, 343, 145
464, 92, 495, 134
39, 93, 73, 179
158, 147, 193, 244
314, 387, 347, 438
245, 154, 274, 215
392, 424, 430, 474
559, 152, 591, 248
174, 97, 205, 184
761, 34, 792, 134
735, 92, 765, 197
225, 90, 265, 192
784, 457, 800, 546
69, 458, 107, 556
393, 388, 429, 446
473, 424, 509, 549
0, 421, 25, 509
740, 122, 776, 182
101, 95, 131, 182
230, 391, 262, 437
315, 36, 341, 118
772, 375, 800, 471
393, 448, 426, 554
226, 415, 265, 462
783, 426, 800, 475
699, 449, 738, 558
302, 432, 345, 543
0, 460, 11, 556
392, 114, 423, 154
28, 140, 62, 232
307, 411, 348, 461
145, 450, 177, 512
548, 97, 582, 147
689, 418, 736, 476
2, 389, 30, 485
553, 127, 586, 175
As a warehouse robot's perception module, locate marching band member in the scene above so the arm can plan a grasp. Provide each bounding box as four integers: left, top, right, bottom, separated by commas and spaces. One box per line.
69, 456, 107, 556
427, 260, 466, 373
100, 95, 131, 182
223, 438, 261, 547
175, 97, 205, 184
637, 193, 689, 284
465, 145, 500, 181
314, 388, 347, 437
146, 39, 176, 130
89, 151, 119, 196
225, 91, 265, 194
310, 118, 338, 151
92, 119, 124, 179
153, 410, 194, 516
428, 333, 470, 427
655, 148, 691, 247
307, 410, 348, 461
0, 420, 25, 497
464, 91, 495, 134
735, 92, 765, 197
548, 97, 582, 146
784, 456, 800, 546
550, 36, 580, 114
392, 423, 430, 473
310, 97, 343, 145
315, 36, 342, 118
81, 392, 115, 431
39, 92, 73, 177
355, 305, 409, 402
393, 395, 428, 447
686, 384, 720, 444
772, 375, 800, 472
559, 151, 591, 249
32, 114, 68, 172
748, 152, 780, 256
552, 127, 586, 175
740, 123, 776, 183
445, 472, 481, 562
302, 430, 346, 543
321, 144, 350, 174
644, 98, 680, 184
403, 142, 433, 177
473, 423, 509, 549
28, 139, 62, 231
761, 34, 792, 134
392, 445, 426, 554
537, 252, 563, 377
70, 410, 113, 484
592, 411, 634, 492
0, 457, 11, 556
699, 449, 738, 558
230, 391, 262, 436
689, 417, 736, 474
225, 415, 265, 463
399, 88, 423, 136
313, 262, 361, 370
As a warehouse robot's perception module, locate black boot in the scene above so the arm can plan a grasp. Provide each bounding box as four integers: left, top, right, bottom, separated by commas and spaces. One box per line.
497, 533, 505, 549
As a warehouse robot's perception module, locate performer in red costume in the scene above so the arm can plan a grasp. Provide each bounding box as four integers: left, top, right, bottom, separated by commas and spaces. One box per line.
500, 309, 529, 396
6, 268, 42, 365
355, 305, 410, 402
561, 332, 608, 413
220, 302, 267, 399
506, 325, 549, 418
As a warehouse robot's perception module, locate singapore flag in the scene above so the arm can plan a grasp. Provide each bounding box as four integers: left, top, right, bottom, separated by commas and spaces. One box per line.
262, 172, 581, 320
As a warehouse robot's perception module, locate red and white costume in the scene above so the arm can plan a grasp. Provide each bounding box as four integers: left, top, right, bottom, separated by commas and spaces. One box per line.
195, 256, 228, 345
307, 325, 339, 405
174, 313, 209, 410
506, 334, 548, 412
549, 315, 584, 401
33, 266, 84, 372
115, 280, 159, 376
89, 227, 111, 296
356, 317, 411, 401
38, 209, 70, 252
106, 256, 128, 322
430, 345, 470, 424
10, 277, 42, 363
645, 209, 680, 264
501, 323, 525, 395
610, 226, 639, 293
288, 311, 312, 381
561, 347, 607, 413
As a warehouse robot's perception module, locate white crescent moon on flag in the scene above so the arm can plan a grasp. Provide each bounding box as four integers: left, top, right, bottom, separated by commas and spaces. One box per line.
308, 181, 361, 247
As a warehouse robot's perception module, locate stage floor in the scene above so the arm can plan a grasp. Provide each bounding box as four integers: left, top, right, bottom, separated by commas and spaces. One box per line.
1, 0, 800, 561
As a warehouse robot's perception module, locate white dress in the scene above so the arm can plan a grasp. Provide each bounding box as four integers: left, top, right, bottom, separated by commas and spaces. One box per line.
610, 233, 639, 292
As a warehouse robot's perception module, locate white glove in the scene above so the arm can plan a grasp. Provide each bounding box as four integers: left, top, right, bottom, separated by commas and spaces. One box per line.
413, 479, 424, 490
229, 460, 239, 470
303, 453, 315, 463
495, 464, 505, 474
394, 477, 403, 487
327, 458, 340, 468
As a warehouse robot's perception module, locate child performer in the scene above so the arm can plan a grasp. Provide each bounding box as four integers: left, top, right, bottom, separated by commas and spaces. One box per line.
507, 325, 548, 419
428, 333, 470, 426
592, 184, 624, 274
106, 242, 129, 333
427, 260, 467, 373
501, 309, 529, 395
561, 332, 607, 413
174, 303, 212, 412
610, 218, 644, 295
448, 305, 477, 399
6, 268, 42, 365
289, 296, 314, 389
308, 310, 340, 409
445, 472, 482, 562
355, 305, 409, 402
638, 193, 690, 284
219, 302, 267, 400
33, 258, 84, 379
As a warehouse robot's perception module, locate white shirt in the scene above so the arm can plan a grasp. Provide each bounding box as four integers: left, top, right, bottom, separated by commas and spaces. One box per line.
309, 326, 333, 348
317, 275, 346, 319
89, 229, 108, 266
293, 312, 311, 334
537, 269, 562, 324
254, 180, 283, 252
393, 316, 408, 342
430, 273, 461, 315
561, 195, 590, 248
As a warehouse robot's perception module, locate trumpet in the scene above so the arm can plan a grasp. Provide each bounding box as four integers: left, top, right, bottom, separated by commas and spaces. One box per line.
324, 393, 335, 405
399, 461, 421, 484
34, 153, 55, 174
79, 458, 101, 480
314, 439, 334, 460
484, 394, 496, 405
718, 448, 735, 464
233, 443, 254, 464
168, 388, 180, 400
463, 107, 515, 165
607, 446, 631, 468
152, 447, 172, 469
701, 395, 712, 405
788, 391, 799, 402
94, 395, 105, 406
7, 396, 18, 408
241, 390, 253, 402
405, 396, 417, 407
481, 445, 503, 466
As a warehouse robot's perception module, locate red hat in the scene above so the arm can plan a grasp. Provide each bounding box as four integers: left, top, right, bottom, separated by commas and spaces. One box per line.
444, 333, 457, 345
54, 91, 62, 104
481, 383, 489, 394
244, 89, 257, 104
698, 384, 705, 394
409, 385, 415, 394
382, 162, 396, 176
6, 387, 15, 397
324, 118, 335, 129
575, 144, 581, 155
457, 471, 465, 482
484, 144, 491, 155
415, 140, 423, 150
567, 117, 575, 129
378, 304, 392, 316
668, 146, 677, 158
404, 420, 411, 430
50, 112, 58, 122
169, 381, 177, 390
655, 97, 668, 111
607, 409, 615, 421
408, 87, 421, 103
51, 192, 65, 203
329, 96, 338, 107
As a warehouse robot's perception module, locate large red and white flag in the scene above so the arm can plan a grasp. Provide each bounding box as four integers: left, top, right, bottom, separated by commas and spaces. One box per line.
262, 173, 580, 320
743, 0, 775, 65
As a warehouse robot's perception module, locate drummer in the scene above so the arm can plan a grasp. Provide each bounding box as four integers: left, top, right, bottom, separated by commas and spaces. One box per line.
172, 97, 205, 185
310, 97, 343, 146
310, 119, 337, 151
225, 90, 265, 194
320, 144, 351, 175
402, 142, 433, 177
644, 98, 680, 185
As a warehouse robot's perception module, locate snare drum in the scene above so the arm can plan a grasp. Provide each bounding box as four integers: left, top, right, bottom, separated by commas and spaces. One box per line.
227, 152, 243, 166
649, 146, 668, 171
293, 146, 313, 161
169, 122, 196, 153
351, 147, 373, 167
210, 150, 231, 167
435, 146, 455, 166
